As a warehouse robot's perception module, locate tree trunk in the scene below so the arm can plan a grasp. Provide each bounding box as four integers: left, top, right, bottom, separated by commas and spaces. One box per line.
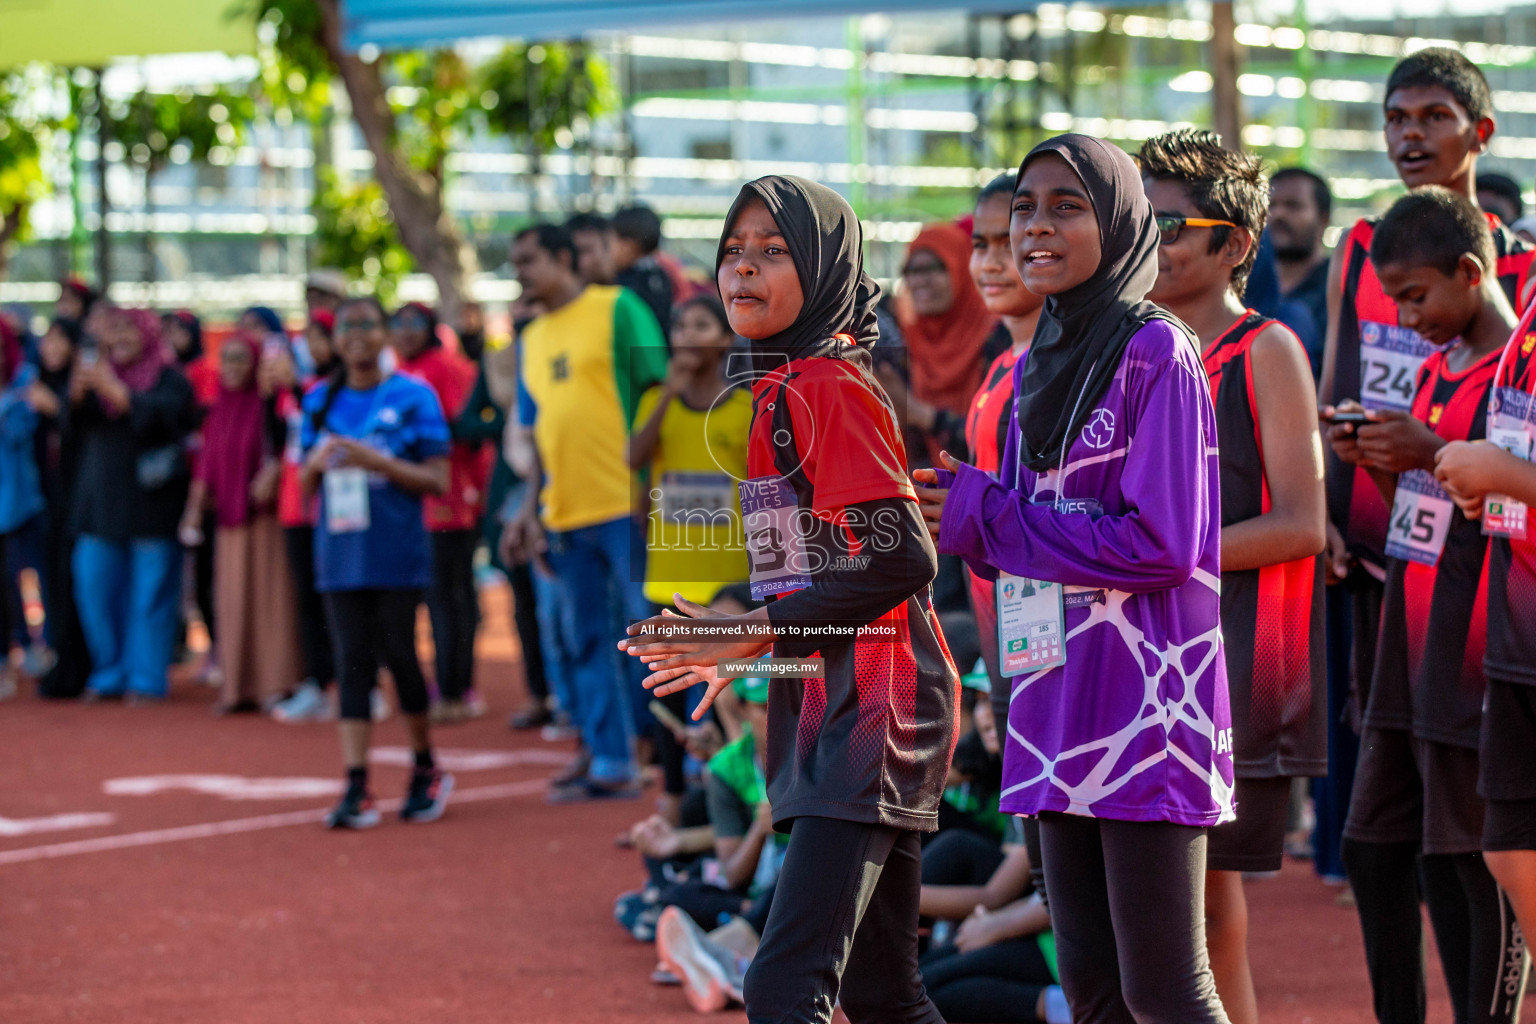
1211, 1, 1243, 152
0, 207, 21, 282
315, 0, 476, 323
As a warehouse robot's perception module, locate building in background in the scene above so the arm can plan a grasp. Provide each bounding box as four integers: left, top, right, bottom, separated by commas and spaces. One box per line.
3, 1, 1535, 315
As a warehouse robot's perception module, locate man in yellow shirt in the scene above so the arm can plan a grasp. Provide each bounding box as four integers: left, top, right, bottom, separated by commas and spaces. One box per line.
503, 223, 668, 800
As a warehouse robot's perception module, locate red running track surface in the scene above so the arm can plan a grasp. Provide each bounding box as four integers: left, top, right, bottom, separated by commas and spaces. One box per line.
0, 585, 1529, 1023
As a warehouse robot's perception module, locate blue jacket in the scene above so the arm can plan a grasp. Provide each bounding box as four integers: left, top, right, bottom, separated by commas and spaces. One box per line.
0, 366, 44, 534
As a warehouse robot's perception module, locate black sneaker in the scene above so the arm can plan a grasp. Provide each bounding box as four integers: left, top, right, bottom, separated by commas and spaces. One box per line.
325, 788, 380, 830
399, 769, 454, 823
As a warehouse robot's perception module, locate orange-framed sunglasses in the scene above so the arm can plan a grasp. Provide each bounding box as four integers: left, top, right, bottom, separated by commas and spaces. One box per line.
1155, 213, 1238, 245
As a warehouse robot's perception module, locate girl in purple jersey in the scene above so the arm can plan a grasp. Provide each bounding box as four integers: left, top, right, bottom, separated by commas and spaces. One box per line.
916, 134, 1234, 1024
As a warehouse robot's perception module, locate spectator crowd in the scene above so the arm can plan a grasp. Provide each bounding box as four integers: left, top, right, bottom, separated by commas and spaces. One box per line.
3, 44, 1536, 1024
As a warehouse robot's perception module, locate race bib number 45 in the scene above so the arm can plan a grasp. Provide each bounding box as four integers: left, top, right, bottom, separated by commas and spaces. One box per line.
1360, 322, 1435, 412
1386, 469, 1454, 566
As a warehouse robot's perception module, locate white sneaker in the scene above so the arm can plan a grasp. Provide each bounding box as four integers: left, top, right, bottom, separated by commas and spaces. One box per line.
271, 682, 333, 723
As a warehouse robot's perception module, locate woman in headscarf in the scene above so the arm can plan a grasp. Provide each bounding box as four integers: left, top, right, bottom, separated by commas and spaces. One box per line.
180, 332, 300, 715
389, 300, 489, 723
621, 176, 956, 1023
918, 135, 1234, 1023
165, 308, 218, 676
0, 317, 43, 698
70, 306, 198, 702
29, 317, 90, 698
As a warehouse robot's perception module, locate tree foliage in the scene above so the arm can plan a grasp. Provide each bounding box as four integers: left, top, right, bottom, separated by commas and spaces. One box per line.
246, 0, 615, 306
111, 86, 255, 175
0, 67, 57, 272
310, 166, 413, 301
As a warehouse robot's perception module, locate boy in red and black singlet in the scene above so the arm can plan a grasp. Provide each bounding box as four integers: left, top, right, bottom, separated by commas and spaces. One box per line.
1319, 48, 1534, 732
1141, 130, 1328, 1024
1329, 189, 1527, 1024
962, 174, 1044, 697
623, 176, 956, 1024
1434, 304, 1536, 958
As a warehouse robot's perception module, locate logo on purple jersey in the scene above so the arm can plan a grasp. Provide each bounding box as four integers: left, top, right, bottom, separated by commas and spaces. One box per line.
1082, 408, 1116, 449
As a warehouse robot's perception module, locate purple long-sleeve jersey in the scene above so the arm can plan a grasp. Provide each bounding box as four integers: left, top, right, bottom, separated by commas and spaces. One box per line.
938, 319, 1235, 827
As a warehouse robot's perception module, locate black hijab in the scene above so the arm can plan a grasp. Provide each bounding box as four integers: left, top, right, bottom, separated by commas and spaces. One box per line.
1013, 134, 1175, 472
716, 175, 880, 373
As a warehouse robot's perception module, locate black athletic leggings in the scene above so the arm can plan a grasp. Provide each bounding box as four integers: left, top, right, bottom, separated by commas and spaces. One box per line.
1343, 839, 1527, 1024
427, 529, 479, 701
324, 588, 430, 721
505, 559, 547, 703
921, 938, 1054, 1024
283, 526, 334, 686
1038, 812, 1228, 1024
921, 827, 1006, 886
742, 816, 944, 1024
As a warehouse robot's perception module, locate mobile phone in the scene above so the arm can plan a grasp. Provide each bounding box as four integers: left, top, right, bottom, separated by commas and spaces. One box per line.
1328, 409, 1370, 425
649, 698, 689, 738
79, 337, 99, 367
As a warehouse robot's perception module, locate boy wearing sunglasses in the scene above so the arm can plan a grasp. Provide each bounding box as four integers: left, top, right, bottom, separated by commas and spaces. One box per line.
1140, 129, 1328, 1024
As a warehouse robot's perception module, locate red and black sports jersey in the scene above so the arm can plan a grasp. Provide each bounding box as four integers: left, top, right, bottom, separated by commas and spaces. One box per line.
1203, 312, 1327, 779
1366, 344, 1500, 749
748, 346, 960, 831
965, 346, 1023, 476
1327, 215, 1533, 569
1485, 312, 1536, 686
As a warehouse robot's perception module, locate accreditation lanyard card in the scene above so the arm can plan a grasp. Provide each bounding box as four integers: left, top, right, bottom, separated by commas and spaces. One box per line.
1385, 469, 1455, 566
1359, 322, 1435, 412
996, 573, 1066, 675
1484, 385, 1536, 540
738, 475, 812, 601
661, 471, 737, 525
324, 467, 371, 534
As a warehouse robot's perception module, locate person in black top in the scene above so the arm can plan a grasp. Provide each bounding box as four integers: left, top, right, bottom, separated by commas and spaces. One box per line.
622, 176, 956, 1024
1269, 167, 1333, 378
70, 306, 198, 702
612, 204, 677, 336
28, 318, 90, 698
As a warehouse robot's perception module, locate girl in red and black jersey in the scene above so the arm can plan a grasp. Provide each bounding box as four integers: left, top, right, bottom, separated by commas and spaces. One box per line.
1435, 268, 1536, 959
1139, 130, 1328, 1024
621, 176, 957, 1024
1330, 188, 1527, 1024
964, 173, 1043, 698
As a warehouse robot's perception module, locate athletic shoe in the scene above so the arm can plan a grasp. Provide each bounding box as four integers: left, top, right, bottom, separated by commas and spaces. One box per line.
655, 905, 745, 1012
325, 789, 381, 830
614, 890, 666, 941
399, 769, 454, 823
430, 699, 465, 724
271, 682, 333, 723
460, 691, 487, 719
371, 689, 391, 723
651, 964, 681, 986
21, 644, 55, 680
540, 710, 580, 743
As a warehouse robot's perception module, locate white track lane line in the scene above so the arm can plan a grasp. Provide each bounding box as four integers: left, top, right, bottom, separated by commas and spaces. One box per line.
0, 778, 550, 867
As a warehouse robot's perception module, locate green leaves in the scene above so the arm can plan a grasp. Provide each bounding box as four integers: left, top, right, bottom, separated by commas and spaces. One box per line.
111, 86, 255, 172
0, 67, 57, 248
310, 166, 413, 301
